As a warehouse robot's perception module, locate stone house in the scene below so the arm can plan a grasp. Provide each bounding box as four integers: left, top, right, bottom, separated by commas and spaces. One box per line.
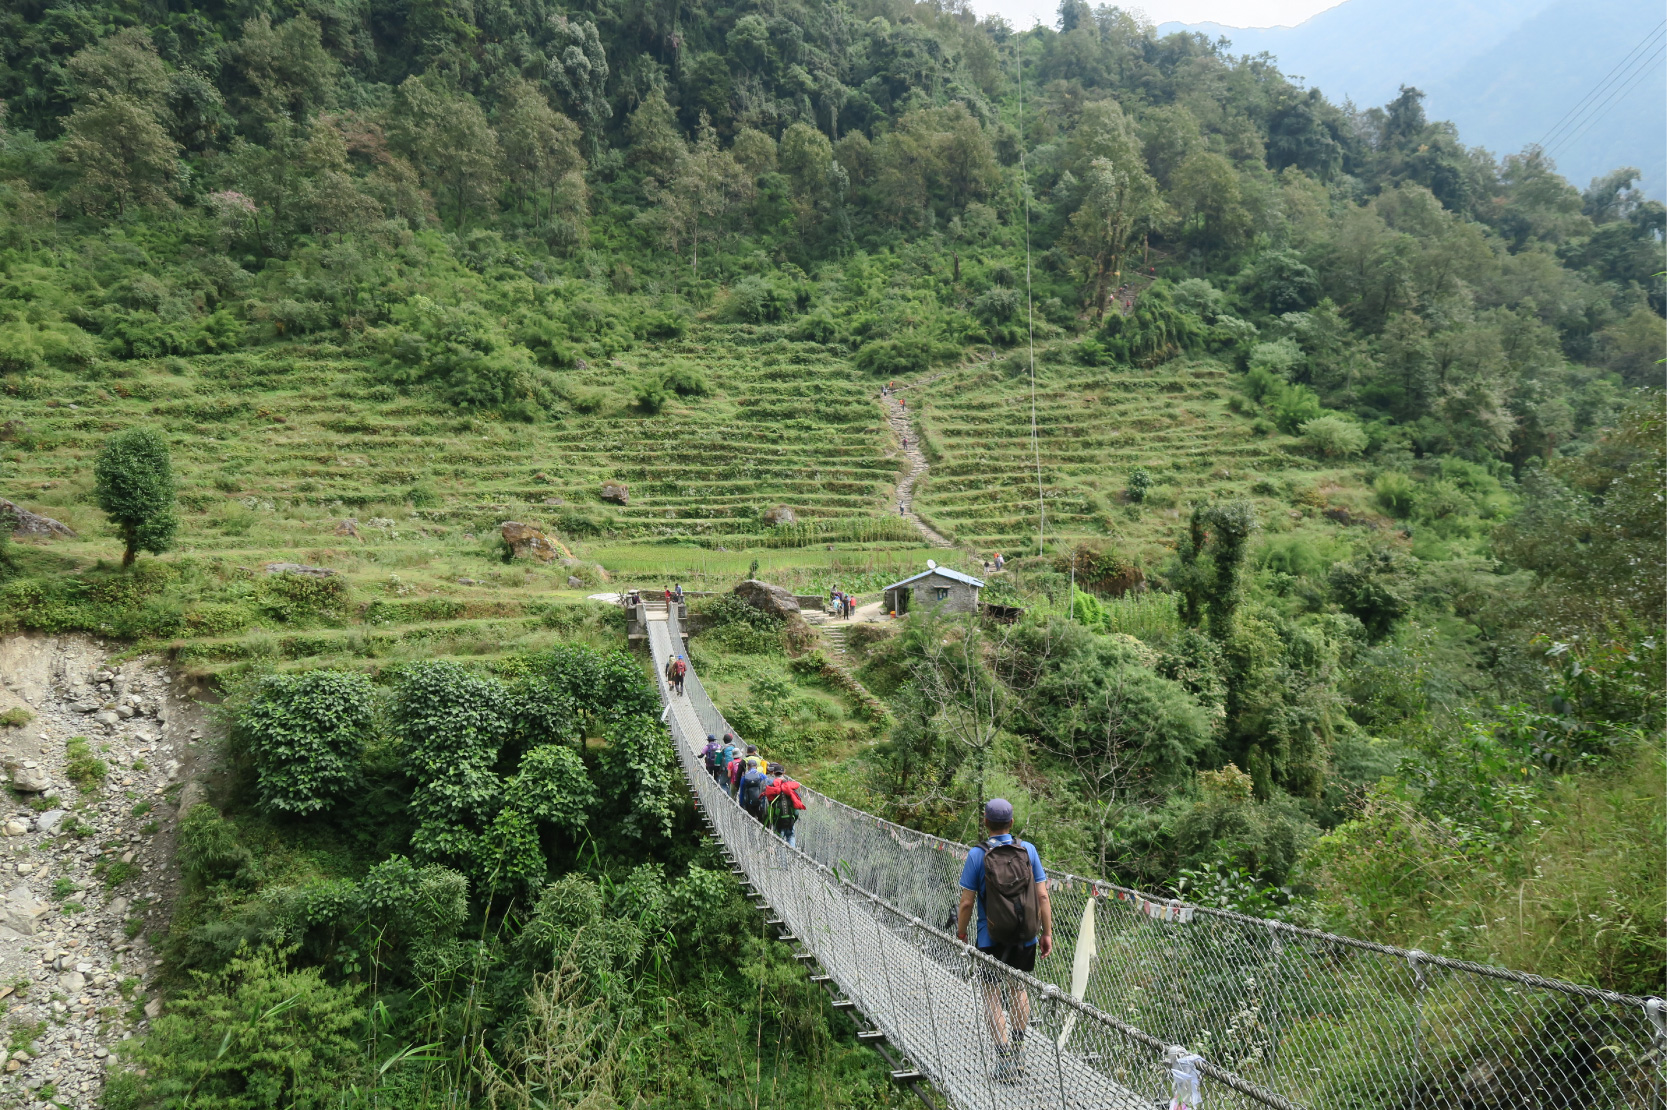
882, 565, 985, 616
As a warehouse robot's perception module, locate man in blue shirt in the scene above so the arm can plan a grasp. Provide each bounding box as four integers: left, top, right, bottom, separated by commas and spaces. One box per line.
956, 798, 1053, 1082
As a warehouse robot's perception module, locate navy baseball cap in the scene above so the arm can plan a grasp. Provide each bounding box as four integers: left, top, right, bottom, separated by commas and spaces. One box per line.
984, 798, 1014, 824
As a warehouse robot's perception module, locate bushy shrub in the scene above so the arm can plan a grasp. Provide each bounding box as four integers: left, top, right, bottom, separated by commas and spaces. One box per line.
1099, 281, 1205, 366
259, 572, 348, 623
723, 275, 798, 323
1300, 413, 1368, 457
121, 946, 365, 1108
179, 804, 255, 886
854, 334, 940, 376
235, 671, 375, 816
64, 736, 106, 793
1126, 467, 1152, 502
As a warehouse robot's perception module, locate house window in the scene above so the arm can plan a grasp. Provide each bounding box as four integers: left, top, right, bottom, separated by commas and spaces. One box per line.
935, 587, 949, 601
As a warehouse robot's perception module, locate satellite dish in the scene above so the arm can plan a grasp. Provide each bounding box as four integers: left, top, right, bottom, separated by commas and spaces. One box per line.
926, 559, 937, 570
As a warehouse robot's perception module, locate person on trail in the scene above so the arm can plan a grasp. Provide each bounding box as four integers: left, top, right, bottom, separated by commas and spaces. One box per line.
901, 434, 908, 449
898, 501, 906, 516
956, 798, 1053, 1083
701, 735, 721, 778
994, 552, 1004, 571
664, 655, 679, 692
739, 758, 770, 820
726, 747, 748, 799
717, 734, 739, 784
763, 763, 806, 847
672, 655, 688, 695
664, 586, 673, 603
674, 583, 684, 605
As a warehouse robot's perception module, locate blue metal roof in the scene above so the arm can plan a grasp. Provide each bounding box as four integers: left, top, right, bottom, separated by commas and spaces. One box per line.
884, 567, 986, 590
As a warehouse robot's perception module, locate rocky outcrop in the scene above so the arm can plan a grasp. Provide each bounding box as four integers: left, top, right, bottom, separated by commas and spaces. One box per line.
500, 522, 572, 562
0, 498, 77, 539
599, 480, 629, 505
333, 519, 362, 540
762, 505, 797, 526
734, 579, 801, 619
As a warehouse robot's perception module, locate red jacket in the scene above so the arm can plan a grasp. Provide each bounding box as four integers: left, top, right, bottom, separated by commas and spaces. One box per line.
763, 778, 805, 809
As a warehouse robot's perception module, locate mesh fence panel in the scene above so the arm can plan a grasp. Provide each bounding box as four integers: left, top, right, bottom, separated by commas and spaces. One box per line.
650, 603, 1666, 1110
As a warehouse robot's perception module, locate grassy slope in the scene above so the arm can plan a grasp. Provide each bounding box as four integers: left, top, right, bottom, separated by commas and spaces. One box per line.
2, 329, 1391, 676
913, 353, 1380, 558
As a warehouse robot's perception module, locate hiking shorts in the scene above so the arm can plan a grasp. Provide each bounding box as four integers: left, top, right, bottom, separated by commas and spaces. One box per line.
975, 941, 1036, 985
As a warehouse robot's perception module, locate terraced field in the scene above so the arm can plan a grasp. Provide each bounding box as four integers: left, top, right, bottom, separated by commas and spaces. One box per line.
5, 327, 914, 550
911, 354, 1370, 557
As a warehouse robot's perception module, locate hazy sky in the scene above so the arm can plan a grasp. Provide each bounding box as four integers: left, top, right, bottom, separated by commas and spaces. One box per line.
968, 0, 1347, 30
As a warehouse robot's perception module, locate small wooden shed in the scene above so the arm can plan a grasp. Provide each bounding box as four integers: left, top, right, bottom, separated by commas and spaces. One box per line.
883, 564, 985, 616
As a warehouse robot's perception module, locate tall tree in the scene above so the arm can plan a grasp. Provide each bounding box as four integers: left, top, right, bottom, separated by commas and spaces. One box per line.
94, 428, 179, 567
1068, 156, 1163, 319
496, 78, 584, 219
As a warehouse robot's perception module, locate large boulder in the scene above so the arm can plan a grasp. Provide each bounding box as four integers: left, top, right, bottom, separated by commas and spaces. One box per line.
762, 505, 797, 526
734, 579, 801, 619
0, 885, 47, 936
500, 522, 572, 562
0, 498, 76, 538
6, 762, 49, 793
599, 480, 630, 505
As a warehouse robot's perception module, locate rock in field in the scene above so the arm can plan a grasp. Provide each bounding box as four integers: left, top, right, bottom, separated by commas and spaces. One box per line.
762, 505, 798, 526
0, 886, 48, 936
7, 762, 50, 793
733, 579, 801, 619
0, 498, 77, 538
500, 522, 572, 562
599, 480, 630, 505
263, 562, 337, 577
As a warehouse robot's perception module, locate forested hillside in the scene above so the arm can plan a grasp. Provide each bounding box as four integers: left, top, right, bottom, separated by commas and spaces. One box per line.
0, 0, 1662, 1105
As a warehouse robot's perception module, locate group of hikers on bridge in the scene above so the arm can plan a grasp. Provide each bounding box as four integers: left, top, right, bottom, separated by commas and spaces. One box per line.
700, 721, 1053, 1083
701, 733, 807, 847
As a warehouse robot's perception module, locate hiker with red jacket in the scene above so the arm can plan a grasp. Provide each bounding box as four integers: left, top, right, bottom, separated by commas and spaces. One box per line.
956, 798, 1053, 1083
762, 763, 806, 847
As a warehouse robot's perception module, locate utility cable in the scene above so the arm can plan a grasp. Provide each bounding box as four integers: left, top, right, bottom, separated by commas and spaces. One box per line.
1536, 20, 1665, 152
1545, 40, 1666, 159
1018, 45, 1044, 558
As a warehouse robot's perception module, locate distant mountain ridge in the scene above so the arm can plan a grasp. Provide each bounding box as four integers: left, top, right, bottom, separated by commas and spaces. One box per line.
1160, 0, 1666, 199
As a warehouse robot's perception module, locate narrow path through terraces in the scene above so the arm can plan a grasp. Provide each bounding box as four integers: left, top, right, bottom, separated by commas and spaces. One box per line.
880, 373, 954, 549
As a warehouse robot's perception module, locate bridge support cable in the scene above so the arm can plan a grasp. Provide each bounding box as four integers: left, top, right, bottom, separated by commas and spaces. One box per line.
644, 601, 1666, 1110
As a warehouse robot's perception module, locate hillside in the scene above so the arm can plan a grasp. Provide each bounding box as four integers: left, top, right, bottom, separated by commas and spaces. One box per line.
0, 0, 1662, 1105
1161, 0, 1666, 197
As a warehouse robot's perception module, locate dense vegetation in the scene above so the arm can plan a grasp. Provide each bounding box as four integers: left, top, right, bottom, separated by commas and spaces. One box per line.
0, 0, 1662, 1102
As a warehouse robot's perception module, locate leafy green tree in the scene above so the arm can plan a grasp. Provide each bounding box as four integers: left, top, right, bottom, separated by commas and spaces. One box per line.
546, 15, 611, 157
1023, 622, 1211, 875
1174, 499, 1259, 637
93, 427, 178, 567
1170, 150, 1251, 256
1328, 549, 1414, 642
496, 77, 584, 221
60, 93, 179, 215
1069, 155, 1164, 319
391, 77, 501, 223
236, 14, 339, 128
235, 671, 374, 815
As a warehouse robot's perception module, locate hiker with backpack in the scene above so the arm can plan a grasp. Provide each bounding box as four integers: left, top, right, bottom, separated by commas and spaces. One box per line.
701, 735, 722, 779
763, 763, 805, 847
739, 757, 770, 820
726, 746, 749, 799
671, 655, 688, 695
955, 798, 1053, 1083
716, 733, 739, 784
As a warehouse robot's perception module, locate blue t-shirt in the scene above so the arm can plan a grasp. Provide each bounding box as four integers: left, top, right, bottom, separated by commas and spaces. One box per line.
959, 834, 1046, 948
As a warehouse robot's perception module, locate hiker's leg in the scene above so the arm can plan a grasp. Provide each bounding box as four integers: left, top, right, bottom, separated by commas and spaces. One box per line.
980, 978, 1011, 1049
1010, 985, 1030, 1039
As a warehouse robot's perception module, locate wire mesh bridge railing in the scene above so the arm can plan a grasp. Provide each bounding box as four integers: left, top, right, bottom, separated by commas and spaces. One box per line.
643, 601, 1667, 1110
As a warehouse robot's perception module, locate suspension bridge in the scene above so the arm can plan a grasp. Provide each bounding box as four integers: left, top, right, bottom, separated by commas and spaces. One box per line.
639, 597, 1665, 1110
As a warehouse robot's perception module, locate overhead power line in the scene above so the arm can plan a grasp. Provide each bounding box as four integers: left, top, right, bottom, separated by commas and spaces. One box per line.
1545, 41, 1666, 159
1536, 21, 1665, 153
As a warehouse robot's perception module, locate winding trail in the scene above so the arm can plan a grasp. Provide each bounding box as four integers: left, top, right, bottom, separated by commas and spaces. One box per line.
880, 373, 956, 549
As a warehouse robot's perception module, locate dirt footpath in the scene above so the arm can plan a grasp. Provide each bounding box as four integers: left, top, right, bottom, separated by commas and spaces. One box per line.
0, 635, 212, 1109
